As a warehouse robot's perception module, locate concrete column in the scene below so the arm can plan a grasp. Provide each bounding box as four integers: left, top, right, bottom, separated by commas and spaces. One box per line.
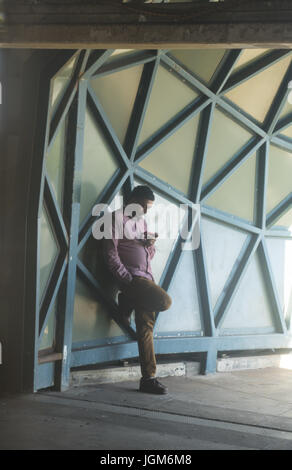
0, 49, 56, 393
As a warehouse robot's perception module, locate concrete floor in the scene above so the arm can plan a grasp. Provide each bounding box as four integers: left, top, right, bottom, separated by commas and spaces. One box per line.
1, 367, 292, 450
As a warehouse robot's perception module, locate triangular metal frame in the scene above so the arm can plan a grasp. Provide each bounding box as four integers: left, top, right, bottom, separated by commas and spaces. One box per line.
36, 46, 292, 390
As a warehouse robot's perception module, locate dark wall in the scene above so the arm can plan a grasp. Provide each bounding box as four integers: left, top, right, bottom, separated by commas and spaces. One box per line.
0, 50, 33, 393
0, 49, 57, 393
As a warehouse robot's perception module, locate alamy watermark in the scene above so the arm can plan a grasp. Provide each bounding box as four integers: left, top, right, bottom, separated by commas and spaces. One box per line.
91, 198, 201, 251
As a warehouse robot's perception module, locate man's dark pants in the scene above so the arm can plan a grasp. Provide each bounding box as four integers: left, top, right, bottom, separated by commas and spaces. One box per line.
120, 276, 172, 379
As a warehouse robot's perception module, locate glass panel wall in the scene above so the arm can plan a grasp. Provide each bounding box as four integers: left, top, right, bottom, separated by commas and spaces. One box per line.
39, 206, 59, 303
221, 253, 276, 332
139, 113, 200, 195
266, 238, 292, 325
155, 251, 202, 334
266, 144, 292, 214
204, 153, 256, 222
232, 49, 269, 72
39, 300, 57, 351
79, 108, 119, 225
201, 217, 248, 309
45, 115, 67, 212
138, 183, 187, 283
90, 65, 143, 145
49, 53, 78, 114
72, 278, 125, 344
138, 64, 199, 145
169, 49, 226, 84
202, 107, 253, 186
225, 56, 291, 123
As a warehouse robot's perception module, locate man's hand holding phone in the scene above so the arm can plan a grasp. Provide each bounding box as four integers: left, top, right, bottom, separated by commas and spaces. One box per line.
143, 231, 158, 247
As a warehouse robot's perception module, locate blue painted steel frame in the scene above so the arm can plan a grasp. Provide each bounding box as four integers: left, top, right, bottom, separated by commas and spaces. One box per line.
35, 47, 292, 390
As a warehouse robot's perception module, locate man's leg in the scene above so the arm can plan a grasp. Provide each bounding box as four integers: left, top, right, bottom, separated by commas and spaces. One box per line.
118, 292, 134, 325
134, 309, 157, 379
121, 276, 172, 313
121, 277, 172, 394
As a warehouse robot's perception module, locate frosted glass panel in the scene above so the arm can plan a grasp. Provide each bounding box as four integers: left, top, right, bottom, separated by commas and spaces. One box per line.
80, 108, 119, 225
73, 278, 125, 343
266, 238, 292, 325
108, 191, 124, 212
155, 251, 202, 333
90, 65, 143, 144
202, 108, 253, 185
201, 217, 248, 309
221, 253, 275, 331
39, 207, 59, 302
138, 65, 198, 145
280, 123, 292, 139
110, 49, 135, 58
136, 184, 187, 283
170, 49, 226, 83
232, 49, 269, 72
105, 50, 137, 65
225, 56, 291, 123
46, 115, 67, 211
39, 300, 57, 351
266, 145, 292, 213
274, 208, 292, 230
205, 153, 256, 222
50, 53, 77, 112
140, 113, 200, 195
278, 99, 292, 123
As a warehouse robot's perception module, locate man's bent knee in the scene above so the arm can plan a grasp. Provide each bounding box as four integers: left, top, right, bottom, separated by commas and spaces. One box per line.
160, 292, 172, 311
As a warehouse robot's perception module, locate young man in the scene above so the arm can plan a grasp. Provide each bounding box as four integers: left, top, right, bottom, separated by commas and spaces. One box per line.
103, 185, 172, 395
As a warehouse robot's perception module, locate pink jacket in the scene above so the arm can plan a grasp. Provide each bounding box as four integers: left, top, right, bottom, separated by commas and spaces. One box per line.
103, 208, 156, 285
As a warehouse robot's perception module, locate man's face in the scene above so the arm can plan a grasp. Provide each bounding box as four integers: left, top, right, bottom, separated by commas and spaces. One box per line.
142, 199, 154, 214
128, 198, 154, 217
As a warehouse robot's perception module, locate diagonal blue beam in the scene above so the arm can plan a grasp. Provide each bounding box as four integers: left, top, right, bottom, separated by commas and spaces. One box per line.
87, 83, 131, 170
38, 255, 67, 340
189, 102, 215, 203
210, 49, 242, 95
265, 229, 292, 239
258, 238, 287, 334
44, 176, 68, 253
201, 136, 266, 202
48, 50, 88, 151
273, 111, 292, 135
215, 234, 261, 330
135, 96, 211, 164
254, 142, 269, 230
193, 231, 216, 338
162, 53, 217, 101
216, 96, 267, 138
124, 57, 160, 162
266, 192, 292, 228
134, 166, 193, 208
221, 50, 292, 95
78, 168, 130, 253
270, 135, 292, 152
83, 49, 114, 78
76, 259, 137, 340
201, 206, 261, 235
265, 61, 292, 135
93, 50, 157, 78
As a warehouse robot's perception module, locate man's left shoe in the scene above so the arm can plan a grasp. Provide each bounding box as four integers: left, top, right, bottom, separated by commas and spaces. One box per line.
139, 377, 168, 395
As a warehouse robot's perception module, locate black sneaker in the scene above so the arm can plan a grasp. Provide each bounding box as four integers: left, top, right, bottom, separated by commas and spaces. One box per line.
139, 377, 168, 395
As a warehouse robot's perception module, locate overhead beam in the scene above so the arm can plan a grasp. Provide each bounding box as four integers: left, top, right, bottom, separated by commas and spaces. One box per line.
4, 23, 292, 49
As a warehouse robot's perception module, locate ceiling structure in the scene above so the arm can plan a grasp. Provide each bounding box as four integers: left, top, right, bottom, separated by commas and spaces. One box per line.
3, 1, 292, 49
